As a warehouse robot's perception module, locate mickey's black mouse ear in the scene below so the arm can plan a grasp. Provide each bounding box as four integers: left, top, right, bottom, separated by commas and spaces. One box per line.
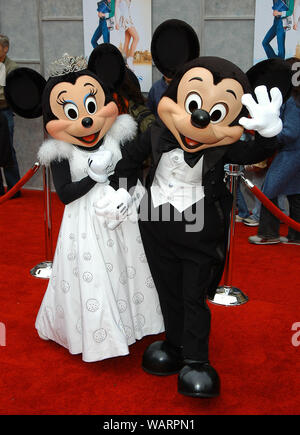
151, 19, 200, 78
88, 43, 125, 89
247, 58, 292, 102
5, 68, 46, 118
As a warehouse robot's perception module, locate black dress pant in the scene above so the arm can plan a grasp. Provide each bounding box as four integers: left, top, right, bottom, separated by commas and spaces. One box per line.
258, 194, 300, 241
138, 194, 226, 362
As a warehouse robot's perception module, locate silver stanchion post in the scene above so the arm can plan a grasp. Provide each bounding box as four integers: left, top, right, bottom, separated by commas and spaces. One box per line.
208, 164, 248, 306
30, 165, 53, 279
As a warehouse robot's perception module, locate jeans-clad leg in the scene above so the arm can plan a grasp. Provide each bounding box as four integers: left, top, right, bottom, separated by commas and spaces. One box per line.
276, 19, 286, 59
91, 20, 103, 48
237, 183, 250, 218
102, 20, 110, 43
262, 19, 278, 59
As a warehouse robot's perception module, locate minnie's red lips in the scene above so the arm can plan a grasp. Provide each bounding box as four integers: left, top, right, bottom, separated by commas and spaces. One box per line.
75, 131, 100, 144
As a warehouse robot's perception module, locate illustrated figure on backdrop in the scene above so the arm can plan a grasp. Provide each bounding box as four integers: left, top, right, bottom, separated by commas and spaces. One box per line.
91, 0, 115, 47
5, 46, 163, 363
262, 0, 295, 59
115, 0, 139, 71
94, 20, 292, 398
0, 34, 21, 198
293, 0, 300, 29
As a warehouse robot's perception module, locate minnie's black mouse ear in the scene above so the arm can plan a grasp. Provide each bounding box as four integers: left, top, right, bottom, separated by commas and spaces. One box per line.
151, 19, 200, 78
247, 58, 292, 102
5, 68, 46, 118
88, 43, 126, 89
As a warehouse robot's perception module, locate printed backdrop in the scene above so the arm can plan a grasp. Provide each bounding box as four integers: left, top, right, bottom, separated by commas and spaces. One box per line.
83, 0, 152, 92
254, 0, 300, 64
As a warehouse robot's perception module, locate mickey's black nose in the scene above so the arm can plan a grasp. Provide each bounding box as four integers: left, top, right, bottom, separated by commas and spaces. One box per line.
191, 109, 211, 129
82, 117, 93, 128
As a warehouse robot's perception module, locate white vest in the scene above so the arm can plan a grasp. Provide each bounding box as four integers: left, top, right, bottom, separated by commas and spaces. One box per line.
151, 149, 205, 213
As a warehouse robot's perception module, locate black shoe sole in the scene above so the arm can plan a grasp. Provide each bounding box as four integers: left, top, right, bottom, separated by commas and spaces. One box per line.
142, 365, 181, 376
178, 389, 220, 398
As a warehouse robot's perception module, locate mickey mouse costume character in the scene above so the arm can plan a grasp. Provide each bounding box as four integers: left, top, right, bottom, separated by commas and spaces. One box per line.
5, 45, 164, 362
95, 20, 292, 396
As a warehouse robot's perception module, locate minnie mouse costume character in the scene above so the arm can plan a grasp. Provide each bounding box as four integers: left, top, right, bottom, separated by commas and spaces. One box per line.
5, 45, 164, 362
94, 20, 292, 397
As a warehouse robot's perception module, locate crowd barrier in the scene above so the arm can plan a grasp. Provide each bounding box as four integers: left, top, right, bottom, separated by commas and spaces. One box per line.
0, 162, 53, 279
0, 162, 40, 205
242, 176, 300, 232
209, 164, 300, 307
208, 165, 249, 307
30, 166, 53, 279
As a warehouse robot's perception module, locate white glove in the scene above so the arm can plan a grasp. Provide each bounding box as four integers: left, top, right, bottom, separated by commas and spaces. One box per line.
239, 85, 283, 138
94, 186, 132, 223
87, 149, 113, 183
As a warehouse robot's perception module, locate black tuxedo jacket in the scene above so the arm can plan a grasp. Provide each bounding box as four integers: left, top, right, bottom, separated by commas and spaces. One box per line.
110, 119, 279, 205
109, 120, 279, 298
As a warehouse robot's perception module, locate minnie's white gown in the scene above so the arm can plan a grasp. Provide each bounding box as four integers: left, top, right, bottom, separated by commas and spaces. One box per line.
35, 115, 164, 362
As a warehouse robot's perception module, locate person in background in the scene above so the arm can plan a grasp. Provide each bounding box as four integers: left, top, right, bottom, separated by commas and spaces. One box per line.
0, 34, 21, 198
0, 110, 13, 174
249, 57, 300, 245
113, 67, 155, 135
230, 133, 259, 227
262, 0, 294, 59
235, 172, 259, 226
113, 67, 155, 182
147, 75, 172, 118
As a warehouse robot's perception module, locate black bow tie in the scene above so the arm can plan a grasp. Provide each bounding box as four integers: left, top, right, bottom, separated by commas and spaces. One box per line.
159, 129, 205, 168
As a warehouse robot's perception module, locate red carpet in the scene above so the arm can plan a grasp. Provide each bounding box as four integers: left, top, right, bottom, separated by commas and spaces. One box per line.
0, 189, 300, 415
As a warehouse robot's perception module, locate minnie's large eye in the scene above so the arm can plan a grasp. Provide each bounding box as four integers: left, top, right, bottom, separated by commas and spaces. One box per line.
85, 96, 98, 115
64, 102, 79, 120
209, 103, 228, 124
185, 93, 202, 114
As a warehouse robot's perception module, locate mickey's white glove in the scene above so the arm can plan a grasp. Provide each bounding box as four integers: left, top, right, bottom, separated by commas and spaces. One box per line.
87, 149, 113, 183
94, 186, 132, 229
239, 85, 283, 138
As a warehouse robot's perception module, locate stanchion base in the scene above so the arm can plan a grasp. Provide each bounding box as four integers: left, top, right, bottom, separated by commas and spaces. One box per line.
208, 286, 248, 306
30, 261, 52, 279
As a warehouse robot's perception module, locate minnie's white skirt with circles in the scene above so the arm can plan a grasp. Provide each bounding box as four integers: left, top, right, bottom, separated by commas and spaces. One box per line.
35, 183, 164, 362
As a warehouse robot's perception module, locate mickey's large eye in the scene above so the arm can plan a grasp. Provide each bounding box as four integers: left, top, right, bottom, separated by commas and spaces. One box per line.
64, 102, 79, 120
209, 103, 228, 124
85, 96, 98, 115
185, 93, 202, 114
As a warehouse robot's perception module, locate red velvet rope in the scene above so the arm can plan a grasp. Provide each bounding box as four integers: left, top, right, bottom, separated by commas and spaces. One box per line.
243, 179, 300, 232
0, 162, 40, 205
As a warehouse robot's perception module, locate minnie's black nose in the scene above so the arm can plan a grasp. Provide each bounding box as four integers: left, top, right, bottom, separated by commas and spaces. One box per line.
191, 109, 211, 129
82, 117, 93, 128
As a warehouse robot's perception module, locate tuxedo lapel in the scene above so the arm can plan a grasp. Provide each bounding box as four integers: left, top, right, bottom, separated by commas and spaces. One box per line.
202, 147, 227, 179
150, 122, 164, 167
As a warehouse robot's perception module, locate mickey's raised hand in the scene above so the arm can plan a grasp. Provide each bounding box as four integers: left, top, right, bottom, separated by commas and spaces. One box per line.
239, 85, 283, 138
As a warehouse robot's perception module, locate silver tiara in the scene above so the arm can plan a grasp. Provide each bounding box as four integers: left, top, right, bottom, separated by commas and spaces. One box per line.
48, 53, 88, 78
